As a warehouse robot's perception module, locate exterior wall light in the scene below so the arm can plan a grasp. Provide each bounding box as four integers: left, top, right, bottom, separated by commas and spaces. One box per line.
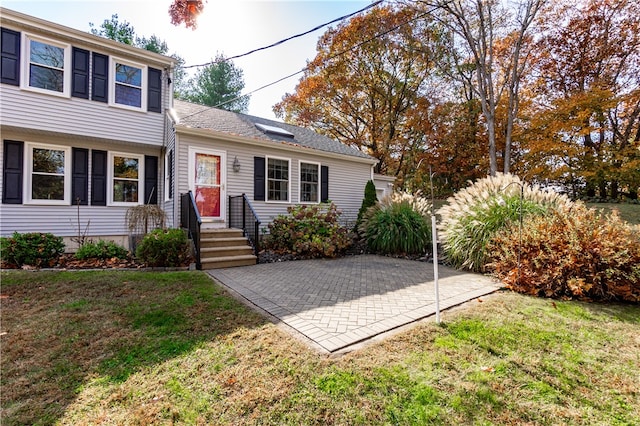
233, 156, 241, 173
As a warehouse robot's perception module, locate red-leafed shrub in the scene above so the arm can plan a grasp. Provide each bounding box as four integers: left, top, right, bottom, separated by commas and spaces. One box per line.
487, 204, 640, 302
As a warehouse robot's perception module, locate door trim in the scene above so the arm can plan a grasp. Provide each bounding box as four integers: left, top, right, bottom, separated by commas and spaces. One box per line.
188, 147, 227, 223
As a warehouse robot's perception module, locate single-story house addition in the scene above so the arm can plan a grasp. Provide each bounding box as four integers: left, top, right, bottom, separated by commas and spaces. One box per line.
0, 7, 381, 267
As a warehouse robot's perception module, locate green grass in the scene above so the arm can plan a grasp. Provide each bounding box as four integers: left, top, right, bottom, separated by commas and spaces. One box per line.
587, 202, 640, 225
1, 271, 639, 425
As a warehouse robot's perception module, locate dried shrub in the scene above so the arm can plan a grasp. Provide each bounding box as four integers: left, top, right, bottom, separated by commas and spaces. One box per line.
359, 191, 432, 255
437, 173, 572, 272
125, 205, 166, 235
487, 204, 640, 302
265, 203, 352, 258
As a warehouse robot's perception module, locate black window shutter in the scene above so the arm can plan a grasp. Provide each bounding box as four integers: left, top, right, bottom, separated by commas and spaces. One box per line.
91, 53, 108, 103
91, 150, 107, 206
144, 155, 158, 204
321, 165, 329, 202
168, 150, 173, 199
71, 47, 89, 99
254, 157, 265, 201
2, 140, 23, 204
1, 28, 20, 86
147, 67, 162, 113
71, 148, 89, 205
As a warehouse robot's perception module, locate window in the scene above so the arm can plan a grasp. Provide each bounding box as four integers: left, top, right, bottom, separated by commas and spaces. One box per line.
300, 161, 319, 203
109, 152, 143, 205
25, 143, 71, 205
267, 157, 290, 202
22, 34, 70, 96
110, 57, 146, 110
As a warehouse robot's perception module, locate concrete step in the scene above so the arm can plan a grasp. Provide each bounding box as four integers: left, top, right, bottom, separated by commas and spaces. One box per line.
201, 236, 250, 249
200, 228, 244, 239
201, 254, 257, 269
201, 245, 254, 258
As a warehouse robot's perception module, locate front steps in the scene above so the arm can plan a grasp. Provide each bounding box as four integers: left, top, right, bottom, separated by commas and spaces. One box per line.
199, 228, 257, 269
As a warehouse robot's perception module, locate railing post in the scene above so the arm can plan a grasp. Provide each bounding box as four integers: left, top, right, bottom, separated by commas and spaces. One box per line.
242, 193, 246, 235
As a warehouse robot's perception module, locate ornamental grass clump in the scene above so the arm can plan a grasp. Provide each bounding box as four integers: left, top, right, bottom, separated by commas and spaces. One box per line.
359, 191, 432, 256
437, 173, 571, 272
487, 204, 640, 302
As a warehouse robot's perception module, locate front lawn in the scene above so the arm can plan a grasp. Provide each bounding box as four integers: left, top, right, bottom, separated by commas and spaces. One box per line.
1, 271, 638, 425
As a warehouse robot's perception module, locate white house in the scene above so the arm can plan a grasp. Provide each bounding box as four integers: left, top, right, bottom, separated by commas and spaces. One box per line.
0, 8, 378, 267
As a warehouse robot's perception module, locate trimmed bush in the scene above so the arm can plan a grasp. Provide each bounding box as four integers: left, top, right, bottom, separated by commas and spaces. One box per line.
356, 180, 379, 229
437, 173, 572, 272
135, 228, 192, 267
0, 232, 64, 267
359, 191, 432, 256
265, 203, 352, 258
487, 204, 640, 302
75, 240, 129, 260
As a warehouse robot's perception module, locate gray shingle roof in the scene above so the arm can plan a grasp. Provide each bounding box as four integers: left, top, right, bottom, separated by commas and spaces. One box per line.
173, 99, 374, 161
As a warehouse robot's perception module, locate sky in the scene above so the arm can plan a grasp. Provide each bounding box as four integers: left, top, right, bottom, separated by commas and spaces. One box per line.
2, 0, 372, 120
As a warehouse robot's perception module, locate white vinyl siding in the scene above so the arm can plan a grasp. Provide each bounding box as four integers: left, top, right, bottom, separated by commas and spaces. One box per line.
175, 132, 373, 230
21, 33, 71, 97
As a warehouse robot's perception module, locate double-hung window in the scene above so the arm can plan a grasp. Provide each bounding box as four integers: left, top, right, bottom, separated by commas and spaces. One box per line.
109, 152, 143, 205
22, 34, 70, 96
267, 157, 290, 202
110, 57, 146, 111
25, 143, 71, 205
299, 161, 320, 203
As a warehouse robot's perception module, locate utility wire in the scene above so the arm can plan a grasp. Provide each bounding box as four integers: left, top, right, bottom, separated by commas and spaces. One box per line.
205, 7, 435, 113
183, 0, 384, 70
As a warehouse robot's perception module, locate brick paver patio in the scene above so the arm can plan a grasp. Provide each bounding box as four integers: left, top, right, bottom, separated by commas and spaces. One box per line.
208, 255, 501, 353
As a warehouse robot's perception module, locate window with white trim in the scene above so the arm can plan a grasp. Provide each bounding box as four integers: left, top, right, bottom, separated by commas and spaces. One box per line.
110, 57, 146, 110
25, 142, 71, 205
267, 157, 290, 202
22, 34, 70, 96
299, 161, 319, 203
109, 152, 143, 205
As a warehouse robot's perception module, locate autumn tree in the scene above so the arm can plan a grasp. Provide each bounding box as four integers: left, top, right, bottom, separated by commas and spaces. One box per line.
413, 0, 545, 176
182, 54, 249, 113
274, 4, 446, 179
521, 0, 640, 199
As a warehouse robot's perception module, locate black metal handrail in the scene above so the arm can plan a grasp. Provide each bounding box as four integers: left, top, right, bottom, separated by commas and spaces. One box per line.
229, 193, 261, 259
180, 191, 202, 269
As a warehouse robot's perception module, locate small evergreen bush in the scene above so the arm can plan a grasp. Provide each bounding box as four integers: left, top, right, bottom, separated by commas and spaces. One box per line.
487, 204, 640, 302
265, 203, 352, 258
359, 191, 432, 256
437, 173, 572, 272
0, 232, 64, 267
136, 228, 192, 267
356, 180, 379, 229
75, 240, 129, 260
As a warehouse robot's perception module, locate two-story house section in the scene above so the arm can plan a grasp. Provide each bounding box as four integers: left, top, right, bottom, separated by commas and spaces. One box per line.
0, 7, 175, 248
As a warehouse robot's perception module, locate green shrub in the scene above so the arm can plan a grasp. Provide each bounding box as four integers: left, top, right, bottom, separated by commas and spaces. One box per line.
359, 191, 432, 255
356, 180, 379, 229
0, 232, 64, 267
75, 240, 129, 260
265, 203, 352, 258
487, 204, 640, 302
135, 228, 192, 267
437, 173, 572, 272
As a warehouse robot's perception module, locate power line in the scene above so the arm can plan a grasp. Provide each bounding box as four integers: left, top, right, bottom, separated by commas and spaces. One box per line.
183, 0, 384, 70
207, 8, 435, 112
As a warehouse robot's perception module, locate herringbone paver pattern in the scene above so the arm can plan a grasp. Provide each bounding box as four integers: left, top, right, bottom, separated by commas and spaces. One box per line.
208, 255, 500, 353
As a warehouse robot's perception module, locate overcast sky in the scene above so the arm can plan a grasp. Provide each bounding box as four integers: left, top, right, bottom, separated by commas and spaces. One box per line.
2, 0, 371, 120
